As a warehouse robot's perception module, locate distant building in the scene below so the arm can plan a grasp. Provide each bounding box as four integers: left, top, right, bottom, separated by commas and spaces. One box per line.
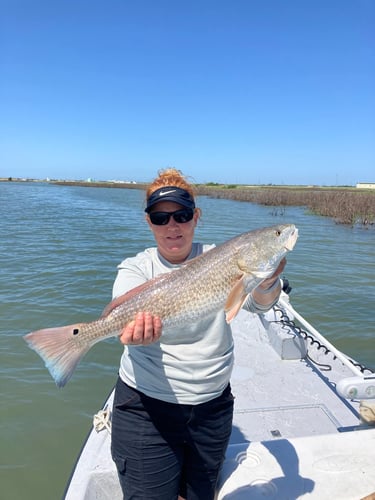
356, 183, 375, 189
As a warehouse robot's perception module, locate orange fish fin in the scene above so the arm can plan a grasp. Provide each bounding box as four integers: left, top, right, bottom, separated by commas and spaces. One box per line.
224, 276, 249, 323
101, 282, 151, 317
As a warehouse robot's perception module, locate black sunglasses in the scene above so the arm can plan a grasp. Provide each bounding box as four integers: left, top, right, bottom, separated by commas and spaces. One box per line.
149, 208, 194, 226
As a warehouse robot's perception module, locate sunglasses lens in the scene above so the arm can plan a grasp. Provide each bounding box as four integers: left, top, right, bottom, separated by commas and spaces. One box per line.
149, 209, 194, 225
149, 212, 170, 225
173, 209, 194, 223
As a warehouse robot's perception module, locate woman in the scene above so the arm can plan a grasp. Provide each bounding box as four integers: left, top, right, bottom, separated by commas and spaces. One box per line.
111, 168, 285, 500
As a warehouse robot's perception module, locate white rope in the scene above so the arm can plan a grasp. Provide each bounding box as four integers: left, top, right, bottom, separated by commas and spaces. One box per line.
93, 408, 112, 434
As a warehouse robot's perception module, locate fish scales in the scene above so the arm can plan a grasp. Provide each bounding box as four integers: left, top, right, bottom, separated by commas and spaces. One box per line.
24, 224, 298, 386
107, 238, 248, 329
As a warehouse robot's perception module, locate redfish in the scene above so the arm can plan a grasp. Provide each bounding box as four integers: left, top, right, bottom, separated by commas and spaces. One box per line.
24, 224, 298, 387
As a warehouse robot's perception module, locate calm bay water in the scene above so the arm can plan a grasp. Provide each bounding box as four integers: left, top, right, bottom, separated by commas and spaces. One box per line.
1, 182, 374, 500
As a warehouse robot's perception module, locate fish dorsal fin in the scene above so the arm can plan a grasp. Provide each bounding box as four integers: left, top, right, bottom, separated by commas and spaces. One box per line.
224, 275, 249, 323
100, 282, 151, 318
101, 270, 174, 318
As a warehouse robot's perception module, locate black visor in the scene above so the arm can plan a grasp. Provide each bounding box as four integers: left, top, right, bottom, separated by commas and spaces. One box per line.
145, 186, 195, 213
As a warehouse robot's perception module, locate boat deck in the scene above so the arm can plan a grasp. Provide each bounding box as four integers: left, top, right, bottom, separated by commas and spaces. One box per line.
230, 307, 361, 444
64, 297, 375, 500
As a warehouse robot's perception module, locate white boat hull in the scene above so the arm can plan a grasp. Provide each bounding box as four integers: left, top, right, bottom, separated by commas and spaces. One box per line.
64, 295, 375, 499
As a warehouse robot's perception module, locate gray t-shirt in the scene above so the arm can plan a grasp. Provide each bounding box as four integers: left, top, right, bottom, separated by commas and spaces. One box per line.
112, 242, 235, 405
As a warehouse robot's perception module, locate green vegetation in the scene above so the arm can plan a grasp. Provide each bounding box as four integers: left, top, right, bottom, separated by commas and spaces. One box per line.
196, 185, 375, 226
4, 179, 373, 226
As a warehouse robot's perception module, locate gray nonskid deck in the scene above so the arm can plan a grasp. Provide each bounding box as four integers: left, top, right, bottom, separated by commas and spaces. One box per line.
229, 308, 362, 444
64, 299, 374, 500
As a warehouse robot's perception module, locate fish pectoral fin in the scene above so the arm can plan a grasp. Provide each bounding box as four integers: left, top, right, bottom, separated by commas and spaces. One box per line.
224, 277, 249, 323
225, 297, 248, 323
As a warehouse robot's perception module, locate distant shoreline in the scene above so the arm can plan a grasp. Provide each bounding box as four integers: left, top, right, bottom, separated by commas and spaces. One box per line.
2, 178, 374, 225
1, 177, 371, 191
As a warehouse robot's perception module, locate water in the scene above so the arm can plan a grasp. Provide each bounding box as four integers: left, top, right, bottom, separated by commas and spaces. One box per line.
1, 182, 374, 499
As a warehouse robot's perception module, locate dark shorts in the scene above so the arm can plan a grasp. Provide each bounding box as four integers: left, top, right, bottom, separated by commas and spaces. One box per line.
111, 378, 234, 500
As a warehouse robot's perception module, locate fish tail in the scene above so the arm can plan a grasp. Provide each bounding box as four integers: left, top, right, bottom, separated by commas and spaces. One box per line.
23, 324, 91, 388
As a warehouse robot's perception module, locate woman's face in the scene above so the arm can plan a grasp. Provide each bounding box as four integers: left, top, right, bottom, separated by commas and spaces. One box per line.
146, 201, 199, 264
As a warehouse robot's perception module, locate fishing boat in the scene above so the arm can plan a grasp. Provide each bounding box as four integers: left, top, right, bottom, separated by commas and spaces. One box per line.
64, 287, 375, 500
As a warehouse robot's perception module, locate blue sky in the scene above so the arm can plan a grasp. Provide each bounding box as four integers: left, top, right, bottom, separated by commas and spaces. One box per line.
1, 0, 374, 185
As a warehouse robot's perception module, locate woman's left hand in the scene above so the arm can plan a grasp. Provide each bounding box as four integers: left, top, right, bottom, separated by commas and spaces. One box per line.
258, 257, 286, 291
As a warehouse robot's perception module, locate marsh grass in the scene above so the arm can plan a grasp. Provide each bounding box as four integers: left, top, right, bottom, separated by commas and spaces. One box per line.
196, 185, 375, 226
50, 180, 374, 227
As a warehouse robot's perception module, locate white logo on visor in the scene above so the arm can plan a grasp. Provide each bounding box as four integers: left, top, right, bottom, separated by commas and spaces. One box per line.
159, 189, 177, 196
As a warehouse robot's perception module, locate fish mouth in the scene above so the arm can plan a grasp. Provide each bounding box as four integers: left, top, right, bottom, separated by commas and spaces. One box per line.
284, 227, 299, 251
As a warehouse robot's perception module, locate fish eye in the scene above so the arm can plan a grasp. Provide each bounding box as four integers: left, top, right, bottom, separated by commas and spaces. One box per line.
73, 328, 80, 335
275, 230, 281, 236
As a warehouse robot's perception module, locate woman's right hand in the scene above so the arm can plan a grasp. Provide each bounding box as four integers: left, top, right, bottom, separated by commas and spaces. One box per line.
119, 312, 162, 345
